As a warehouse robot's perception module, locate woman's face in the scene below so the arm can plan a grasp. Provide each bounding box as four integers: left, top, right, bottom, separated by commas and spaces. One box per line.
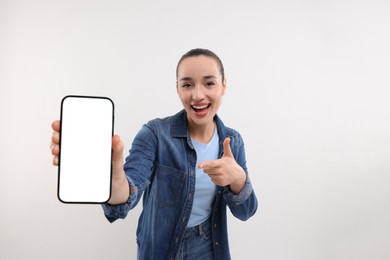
176, 55, 226, 129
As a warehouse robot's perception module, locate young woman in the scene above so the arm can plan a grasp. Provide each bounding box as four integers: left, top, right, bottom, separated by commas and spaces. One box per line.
51, 48, 258, 260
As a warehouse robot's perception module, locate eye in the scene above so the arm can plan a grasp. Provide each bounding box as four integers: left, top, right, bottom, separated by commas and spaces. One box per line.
205, 81, 215, 87
181, 83, 192, 88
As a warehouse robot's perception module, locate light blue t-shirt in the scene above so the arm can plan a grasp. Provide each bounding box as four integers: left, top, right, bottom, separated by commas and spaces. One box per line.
187, 126, 219, 227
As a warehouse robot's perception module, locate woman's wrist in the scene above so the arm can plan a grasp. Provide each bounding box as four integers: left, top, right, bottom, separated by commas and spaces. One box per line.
229, 169, 246, 194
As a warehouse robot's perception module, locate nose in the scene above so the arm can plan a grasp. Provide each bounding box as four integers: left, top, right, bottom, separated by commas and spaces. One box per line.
192, 85, 205, 101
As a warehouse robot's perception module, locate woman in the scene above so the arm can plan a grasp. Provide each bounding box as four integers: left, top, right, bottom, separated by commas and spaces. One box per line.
51, 48, 258, 260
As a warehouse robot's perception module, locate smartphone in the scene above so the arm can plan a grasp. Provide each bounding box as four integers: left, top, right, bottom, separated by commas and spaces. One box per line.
58, 95, 114, 203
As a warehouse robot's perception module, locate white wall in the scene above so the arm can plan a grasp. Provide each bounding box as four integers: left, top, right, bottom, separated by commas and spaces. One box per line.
1, 0, 390, 259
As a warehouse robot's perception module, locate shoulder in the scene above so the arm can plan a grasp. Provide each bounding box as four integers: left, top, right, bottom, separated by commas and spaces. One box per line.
215, 114, 243, 140
215, 115, 245, 150
224, 126, 242, 139
225, 126, 245, 152
144, 110, 184, 134
147, 115, 174, 128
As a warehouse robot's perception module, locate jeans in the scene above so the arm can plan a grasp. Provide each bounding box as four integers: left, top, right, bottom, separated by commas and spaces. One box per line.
176, 218, 214, 260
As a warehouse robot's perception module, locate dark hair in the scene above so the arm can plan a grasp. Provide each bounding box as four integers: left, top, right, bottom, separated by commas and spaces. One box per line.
176, 48, 225, 82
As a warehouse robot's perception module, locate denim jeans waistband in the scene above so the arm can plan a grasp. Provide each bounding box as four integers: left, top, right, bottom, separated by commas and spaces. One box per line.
184, 217, 212, 239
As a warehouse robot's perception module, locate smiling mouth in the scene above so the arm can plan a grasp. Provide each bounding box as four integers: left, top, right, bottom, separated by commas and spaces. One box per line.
191, 104, 210, 112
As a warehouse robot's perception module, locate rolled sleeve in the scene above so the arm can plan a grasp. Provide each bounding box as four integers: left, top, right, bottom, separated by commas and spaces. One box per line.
101, 175, 140, 223
223, 175, 253, 206
223, 174, 257, 221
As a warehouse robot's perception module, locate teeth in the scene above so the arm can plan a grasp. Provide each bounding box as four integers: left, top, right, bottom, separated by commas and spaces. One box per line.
193, 105, 208, 109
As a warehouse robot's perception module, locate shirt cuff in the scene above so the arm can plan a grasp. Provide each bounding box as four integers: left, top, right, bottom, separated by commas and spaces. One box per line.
223, 175, 253, 206
101, 175, 139, 223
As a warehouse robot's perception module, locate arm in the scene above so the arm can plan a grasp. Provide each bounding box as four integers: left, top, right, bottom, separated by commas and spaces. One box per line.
198, 133, 258, 221
102, 123, 158, 222
223, 135, 258, 221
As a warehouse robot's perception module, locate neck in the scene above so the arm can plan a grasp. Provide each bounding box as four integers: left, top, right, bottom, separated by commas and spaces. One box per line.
188, 120, 216, 144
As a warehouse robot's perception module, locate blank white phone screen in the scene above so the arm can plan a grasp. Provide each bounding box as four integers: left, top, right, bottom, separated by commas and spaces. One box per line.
58, 96, 114, 203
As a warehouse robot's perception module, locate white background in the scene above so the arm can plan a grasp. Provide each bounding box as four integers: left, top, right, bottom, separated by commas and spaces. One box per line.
1, 0, 390, 259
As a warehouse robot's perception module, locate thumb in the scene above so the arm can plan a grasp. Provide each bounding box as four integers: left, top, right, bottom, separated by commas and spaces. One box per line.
112, 135, 124, 165
222, 137, 233, 158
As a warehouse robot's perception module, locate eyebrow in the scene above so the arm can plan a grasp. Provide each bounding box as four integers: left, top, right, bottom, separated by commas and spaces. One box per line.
179, 75, 217, 82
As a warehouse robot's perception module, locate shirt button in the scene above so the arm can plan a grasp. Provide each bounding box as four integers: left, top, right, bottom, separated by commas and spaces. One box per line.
215, 242, 219, 246
214, 224, 217, 228
218, 191, 221, 194
176, 238, 179, 244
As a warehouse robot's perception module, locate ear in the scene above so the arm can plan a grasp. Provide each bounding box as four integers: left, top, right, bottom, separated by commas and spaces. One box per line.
222, 78, 227, 96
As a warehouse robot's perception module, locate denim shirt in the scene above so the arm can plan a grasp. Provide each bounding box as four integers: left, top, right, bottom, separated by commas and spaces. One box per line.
102, 110, 258, 260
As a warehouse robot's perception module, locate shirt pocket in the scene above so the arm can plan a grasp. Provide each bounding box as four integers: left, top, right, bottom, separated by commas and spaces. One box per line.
155, 163, 186, 207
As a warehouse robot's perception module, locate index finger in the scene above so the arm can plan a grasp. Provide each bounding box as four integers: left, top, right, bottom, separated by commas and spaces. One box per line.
52, 120, 60, 132
198, 160, 220, 169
